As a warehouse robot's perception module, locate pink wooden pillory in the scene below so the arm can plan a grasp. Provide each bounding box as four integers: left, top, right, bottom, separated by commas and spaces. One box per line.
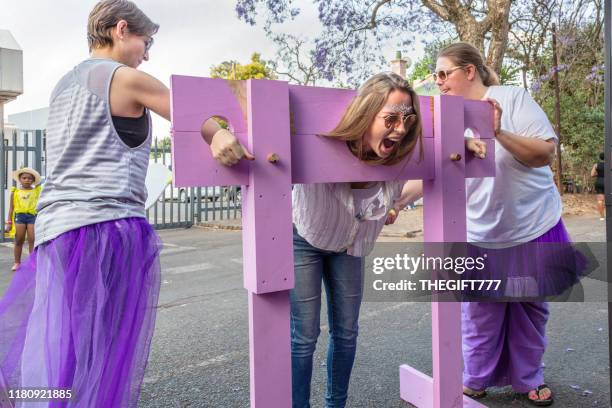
170, 77, 495, 408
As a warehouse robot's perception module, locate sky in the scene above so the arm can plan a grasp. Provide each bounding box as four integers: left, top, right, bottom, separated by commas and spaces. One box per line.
1, 0, 426, 137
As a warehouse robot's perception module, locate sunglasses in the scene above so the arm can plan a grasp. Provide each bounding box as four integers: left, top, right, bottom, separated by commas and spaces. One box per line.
379, 112, 417, 130
432, 66, 464, 82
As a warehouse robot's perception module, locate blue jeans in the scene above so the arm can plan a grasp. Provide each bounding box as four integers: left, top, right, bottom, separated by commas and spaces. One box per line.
14, 213, 36, 224
291, 228, 364, 408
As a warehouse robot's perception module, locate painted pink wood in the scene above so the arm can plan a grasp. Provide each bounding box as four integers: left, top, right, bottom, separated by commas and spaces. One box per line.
170, 77, 497, 408
170, 75, 249, 187
242, 80, 294, 294
249, 291, 292, 407
244, 80, 293, 408
288, 86, 433, 138
429, 95, 466, 408
400, 95, 493, 408
288, 85, 355, 135
171, 76, 248, 133
291, 136, 433, 184
172, 130, 249, 187
464, 99, 495, 139
465, 139, 495, 178
399, 365, 434, 407
399, 365, 488, 408
171, 80, 451, 187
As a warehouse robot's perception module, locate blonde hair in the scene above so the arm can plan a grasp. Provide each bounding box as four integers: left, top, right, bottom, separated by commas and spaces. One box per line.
438, 42, 500, 87
87, 0, 159, 51
324, 72, 423, 166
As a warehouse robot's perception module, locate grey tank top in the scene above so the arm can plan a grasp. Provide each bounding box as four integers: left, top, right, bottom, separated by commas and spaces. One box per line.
35, 58, 151, 246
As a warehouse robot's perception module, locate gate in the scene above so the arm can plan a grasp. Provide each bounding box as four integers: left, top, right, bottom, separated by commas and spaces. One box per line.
147, 139, 241, 230
0, 132, 241, 239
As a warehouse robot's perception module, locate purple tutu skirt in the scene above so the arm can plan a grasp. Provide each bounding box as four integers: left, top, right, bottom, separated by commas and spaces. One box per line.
462, 218, 587, 300
0, 217, 161, 407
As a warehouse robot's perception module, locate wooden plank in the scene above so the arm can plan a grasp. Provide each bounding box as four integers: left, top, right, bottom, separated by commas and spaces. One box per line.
399, 365, 488, 408
249, 291, 292, 407
242, 80, 294, 294
291, 136, 433, 184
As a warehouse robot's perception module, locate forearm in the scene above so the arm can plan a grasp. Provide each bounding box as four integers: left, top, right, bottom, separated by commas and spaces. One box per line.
393, 180, 423, 211
7, 201, 13, 221
495, 130, 555, 168
201, 119, 223, 144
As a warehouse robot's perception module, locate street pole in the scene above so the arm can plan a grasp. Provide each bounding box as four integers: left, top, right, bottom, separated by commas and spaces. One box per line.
603, 0, 612, 400
0, 102, 4, 139
552, 23, 563, 194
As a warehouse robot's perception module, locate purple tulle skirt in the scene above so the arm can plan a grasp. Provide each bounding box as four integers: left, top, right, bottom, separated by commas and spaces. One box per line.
0, 217, 161, 407
462, 218, 587, 300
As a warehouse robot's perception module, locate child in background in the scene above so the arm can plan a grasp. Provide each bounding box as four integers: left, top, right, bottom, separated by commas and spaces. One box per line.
6, 168, 42, 271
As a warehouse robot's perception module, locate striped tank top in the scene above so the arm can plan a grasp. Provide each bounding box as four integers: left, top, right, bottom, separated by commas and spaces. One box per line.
35, 58, 151, 246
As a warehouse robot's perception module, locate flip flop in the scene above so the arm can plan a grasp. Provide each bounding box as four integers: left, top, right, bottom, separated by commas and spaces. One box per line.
527, 384, 553, 406
463, 387, 487, 399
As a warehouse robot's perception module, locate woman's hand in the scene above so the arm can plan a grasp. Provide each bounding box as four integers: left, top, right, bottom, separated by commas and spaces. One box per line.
385, 207, 399, 225
482, 97, 555, 168
484, 98, 502, 136
5, 220, 12, 231
466, 137, 487, 159
209, 129, 255, 166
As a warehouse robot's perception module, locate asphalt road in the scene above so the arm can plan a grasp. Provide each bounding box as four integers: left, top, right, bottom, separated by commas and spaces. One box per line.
0, 215, 608, 407
138, 215, 610, 408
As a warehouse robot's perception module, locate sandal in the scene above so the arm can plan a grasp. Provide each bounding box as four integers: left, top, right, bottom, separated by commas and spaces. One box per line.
527, 384, 553, 406
10, 263, 20, 272
463, 386, 487, 399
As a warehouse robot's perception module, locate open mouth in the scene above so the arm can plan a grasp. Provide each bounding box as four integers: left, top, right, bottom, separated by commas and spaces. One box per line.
382, 138, 400, 151
383, 139, 396, 149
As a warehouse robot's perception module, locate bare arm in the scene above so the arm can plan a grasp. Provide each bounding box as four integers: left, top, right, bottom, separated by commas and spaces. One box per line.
393, 180, 423, 212
6, 191, 14, 228
486, 98, 555, 168
496, 131, 555, 168
591, 164, 598, 178
112, 67, 252, 165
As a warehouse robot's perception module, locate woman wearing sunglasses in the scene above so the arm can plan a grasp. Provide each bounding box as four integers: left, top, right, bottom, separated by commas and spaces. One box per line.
290, 72, 428, 408
291, 72, 488, 408
399, 42, 561, 406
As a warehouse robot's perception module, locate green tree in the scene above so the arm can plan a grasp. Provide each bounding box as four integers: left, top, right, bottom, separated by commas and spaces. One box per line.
209, 53, 277, 129
210, 53, 276, 80
530, 19, 604, 190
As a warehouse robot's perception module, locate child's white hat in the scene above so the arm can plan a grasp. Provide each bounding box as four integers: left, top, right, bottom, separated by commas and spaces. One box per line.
12, 167, 41, 185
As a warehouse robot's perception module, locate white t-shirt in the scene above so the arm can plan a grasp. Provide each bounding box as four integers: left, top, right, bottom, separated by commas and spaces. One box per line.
466, 86, 562, 243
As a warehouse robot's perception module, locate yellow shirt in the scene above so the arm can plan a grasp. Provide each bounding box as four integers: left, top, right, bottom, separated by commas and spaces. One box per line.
12, 185, 41, 215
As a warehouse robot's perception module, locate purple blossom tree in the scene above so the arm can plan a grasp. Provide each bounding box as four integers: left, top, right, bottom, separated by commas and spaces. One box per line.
234, 0, 515, 86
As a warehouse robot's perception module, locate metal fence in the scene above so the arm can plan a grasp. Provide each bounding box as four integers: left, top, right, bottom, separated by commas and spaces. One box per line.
0, 132, 241, 240
0, 129, 44, 242
147, 140, 241, 230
